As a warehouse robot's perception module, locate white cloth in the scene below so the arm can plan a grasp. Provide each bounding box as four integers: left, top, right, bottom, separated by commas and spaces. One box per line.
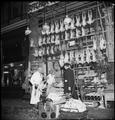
29, 71, 43, 105
61, 98, 86, 112
47, 74, 55, 85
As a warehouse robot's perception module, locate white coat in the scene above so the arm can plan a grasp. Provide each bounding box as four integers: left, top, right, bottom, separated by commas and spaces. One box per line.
29, 71, 43, 105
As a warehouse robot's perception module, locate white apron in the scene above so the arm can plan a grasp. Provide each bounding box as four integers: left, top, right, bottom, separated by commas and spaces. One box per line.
29, 71, 43, 105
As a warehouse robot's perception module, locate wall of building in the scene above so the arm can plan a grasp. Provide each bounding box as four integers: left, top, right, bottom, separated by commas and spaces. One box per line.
1, 2, 28, 65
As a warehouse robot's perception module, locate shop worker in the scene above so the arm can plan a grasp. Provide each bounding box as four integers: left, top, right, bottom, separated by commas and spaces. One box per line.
63, 63, 74, 96
29, 66, 46, 105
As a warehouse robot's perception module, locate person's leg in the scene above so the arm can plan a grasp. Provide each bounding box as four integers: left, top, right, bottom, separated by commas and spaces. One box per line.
4, 75, 7, 87
64, 82, 68, 94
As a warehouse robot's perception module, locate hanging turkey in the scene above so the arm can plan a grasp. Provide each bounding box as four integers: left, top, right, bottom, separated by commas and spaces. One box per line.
38, 48, 43, 57
75, 14, 81, 27
86, 47, 90, 64
83, 49, 87, 65
64, 52, 69, 63
82, 11, 87, 27
42, 36, 46, 45
75, 50, 79, 64
69, 51, 74, 63
46, 23, 50, 35
47, 36, 50, 44
78, 51, 83, 66
91, 48, 96, 63
51, 34, 55, 43
70, 17, 75, 29
92, 35, 97, 51
55, 21, 60, 33
70, 29, 74, 39
42, 47, 45, 56
99, 34, 106, 50
65, 31, 70, 41
81, 27, 85, 37
62, 41, 66, 51
50, 45, 55, 55
59, 52, 64, 67
55, 34, 60, 45
76, 28, 81, 39
46, 46, 50, 55
30, 38, 35, 47
33, 48, 39, 57
38, 36, 42, 47
50, 21, 55, 34
81, 50, 84, 65
87, 9, 94, 25
60, 19, 65, 32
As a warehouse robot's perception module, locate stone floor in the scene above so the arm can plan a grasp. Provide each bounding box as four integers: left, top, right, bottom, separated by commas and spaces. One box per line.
1, 98, 114, 120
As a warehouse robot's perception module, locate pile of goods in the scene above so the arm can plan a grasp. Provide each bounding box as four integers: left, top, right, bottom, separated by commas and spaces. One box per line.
60, 98, 87, 112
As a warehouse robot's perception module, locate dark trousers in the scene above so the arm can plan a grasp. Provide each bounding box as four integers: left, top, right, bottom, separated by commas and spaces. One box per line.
64, 82, 69, 94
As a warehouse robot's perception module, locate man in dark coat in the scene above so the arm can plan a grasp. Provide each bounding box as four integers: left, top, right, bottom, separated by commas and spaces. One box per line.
63, 63, 75, 95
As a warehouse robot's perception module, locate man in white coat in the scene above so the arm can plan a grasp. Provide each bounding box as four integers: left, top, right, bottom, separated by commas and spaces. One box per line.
30, 66, 45, 105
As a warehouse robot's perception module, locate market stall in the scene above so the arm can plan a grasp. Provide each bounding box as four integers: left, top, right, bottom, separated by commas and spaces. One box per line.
23, 1, 114, 119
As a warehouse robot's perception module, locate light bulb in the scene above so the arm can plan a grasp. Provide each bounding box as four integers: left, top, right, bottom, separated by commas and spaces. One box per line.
10, 63, 14, 67
64, 15, 72, 25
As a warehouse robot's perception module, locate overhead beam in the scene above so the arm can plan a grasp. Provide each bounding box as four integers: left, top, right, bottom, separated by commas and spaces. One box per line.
1, 19, 27, 34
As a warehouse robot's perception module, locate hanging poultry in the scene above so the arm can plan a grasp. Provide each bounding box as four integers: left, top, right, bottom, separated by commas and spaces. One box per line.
64, 52, 69, 63
38, 36, 42, 47
60, 19, 65, 32
55, 21, 60, 33
87, 9, 94, 25
59, 52, 64, 67
50, 21, 55, 34
82, 11, 87, 27
75, 14, 81, 27
70, 17, 75, 29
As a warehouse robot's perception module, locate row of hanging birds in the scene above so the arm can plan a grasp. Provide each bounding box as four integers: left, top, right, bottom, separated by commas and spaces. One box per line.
41, 9, 94, 35
59, 34, 106, 67
32, 33, 106, 63
31, 24, 96, 48
59, 47, 97, 67
34, 26, 95, 47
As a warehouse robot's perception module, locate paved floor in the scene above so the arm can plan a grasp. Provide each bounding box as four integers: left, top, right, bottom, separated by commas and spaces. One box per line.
1, 97, 114, 120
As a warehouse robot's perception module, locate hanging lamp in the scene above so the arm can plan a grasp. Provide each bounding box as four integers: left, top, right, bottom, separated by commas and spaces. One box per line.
25, 26, 32, 35
42, 3, 49, 31
25, 6, 31, 35
64, 2, 72, 25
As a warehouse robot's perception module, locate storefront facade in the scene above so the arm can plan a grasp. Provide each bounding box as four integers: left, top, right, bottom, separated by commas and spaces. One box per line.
27, 1, 114, 108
